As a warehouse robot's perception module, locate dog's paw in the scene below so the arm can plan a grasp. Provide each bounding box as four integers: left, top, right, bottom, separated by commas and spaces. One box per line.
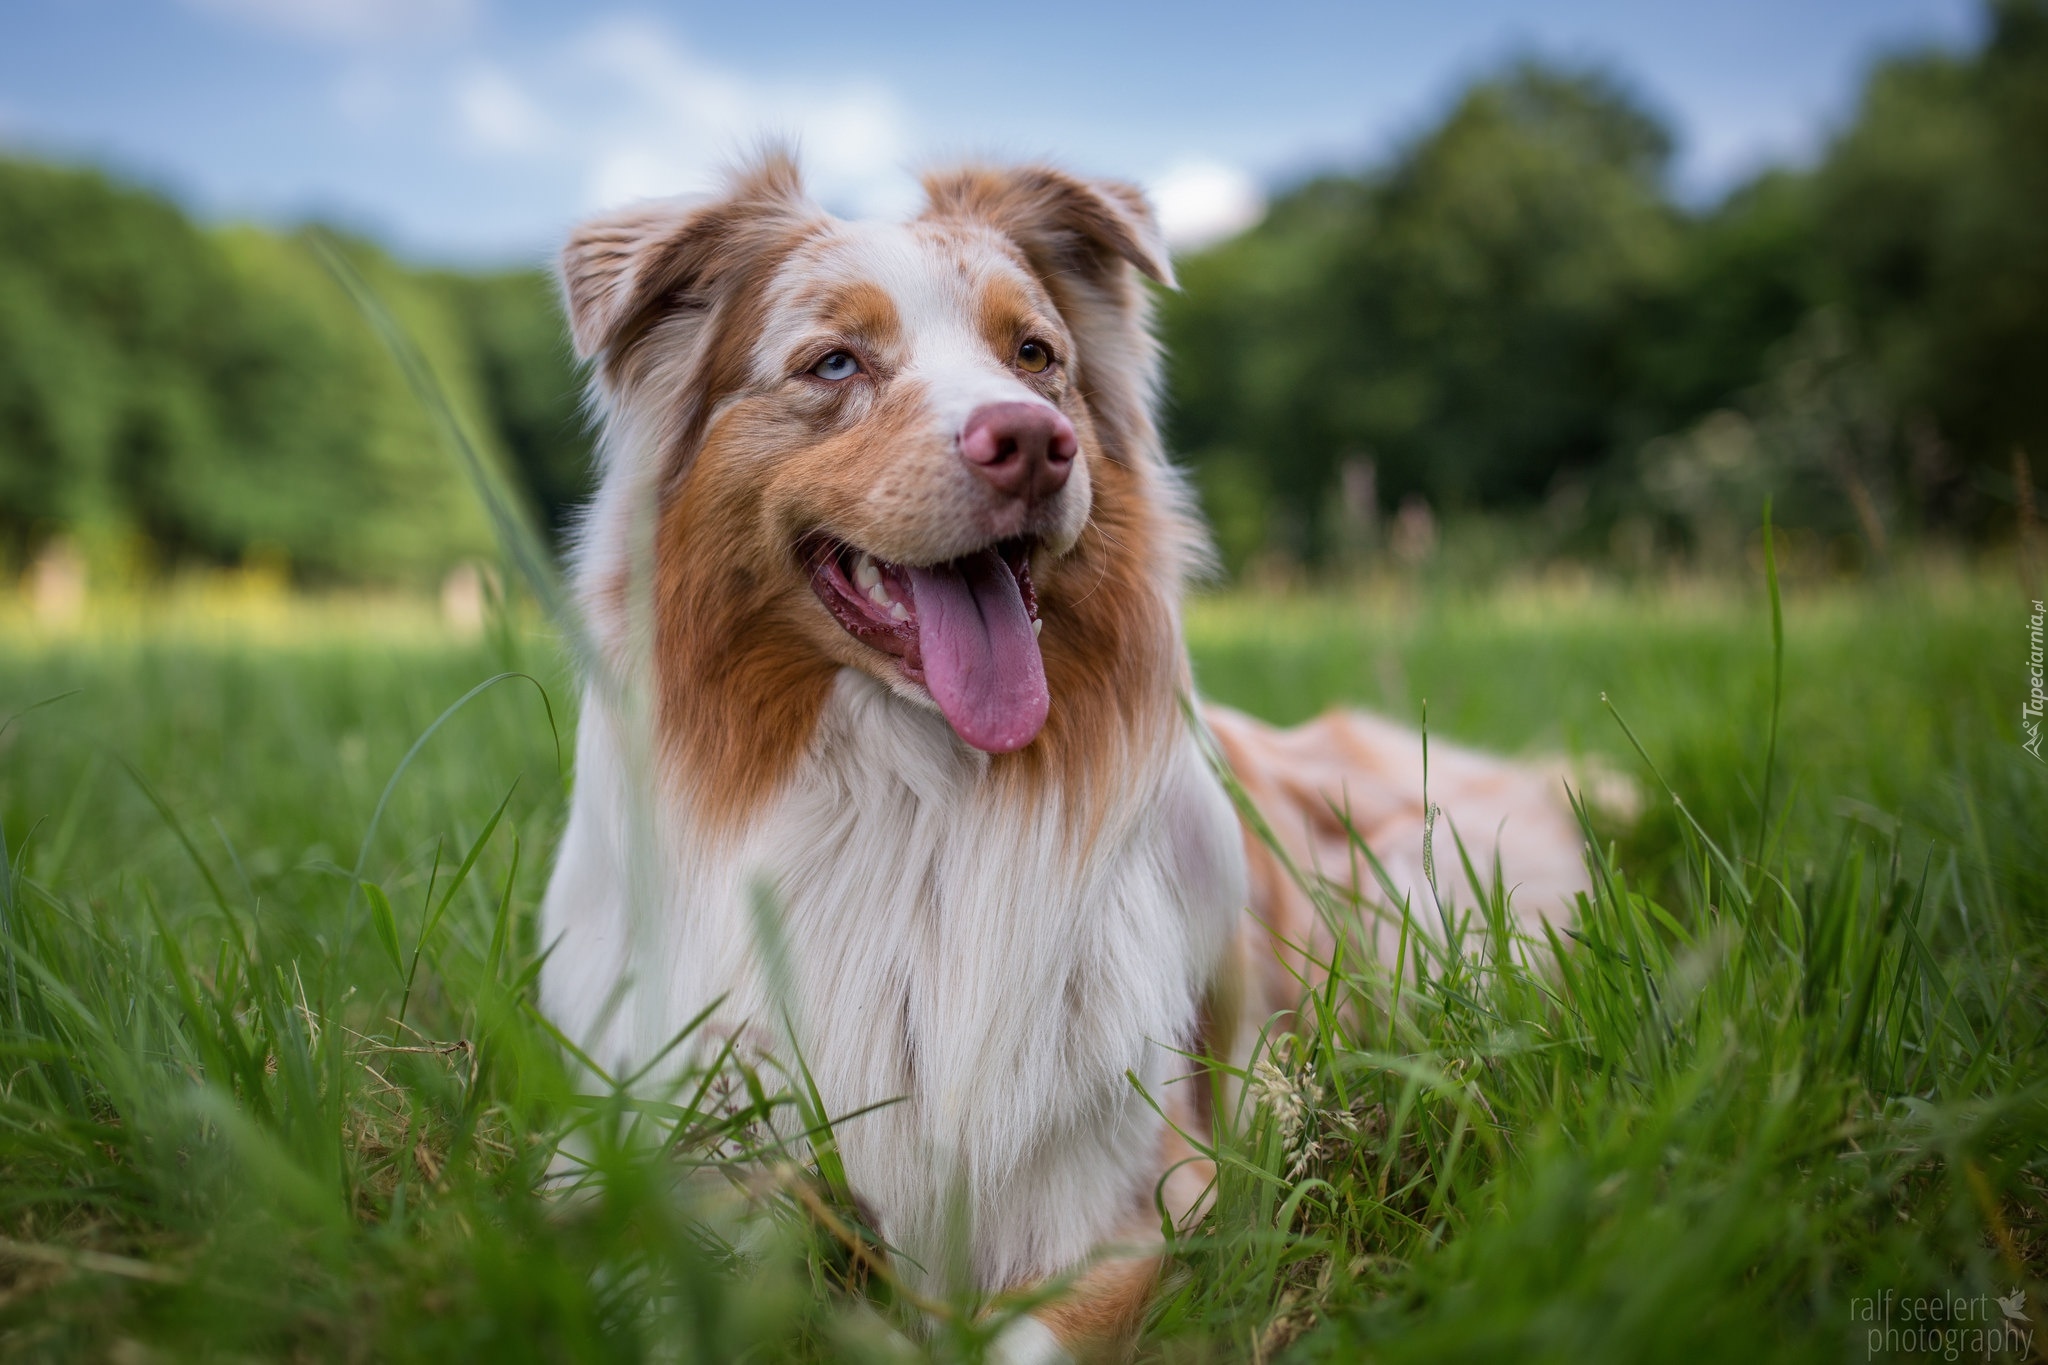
987, 1314, 1074, 1365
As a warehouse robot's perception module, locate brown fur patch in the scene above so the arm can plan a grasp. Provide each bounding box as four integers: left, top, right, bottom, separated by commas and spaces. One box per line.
562, 156, 1597, 1364
791, 279, 904, 366
1002, 1084, 1210, 1358
923, 165, 1174, 476
993, 446, 1183, 829
1031, 1247, 1161, 1359
560, 161, 847, 828
598, 162, 1198, 834
973, 270, 1052, 360
648, 339, 945, 829
1204, 704, 1594, 1025
561, 151, 814, 367
919, 168, 1194, 831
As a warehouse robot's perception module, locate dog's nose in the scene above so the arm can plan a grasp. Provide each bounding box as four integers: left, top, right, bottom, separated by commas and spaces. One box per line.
959, 402, 1078, 501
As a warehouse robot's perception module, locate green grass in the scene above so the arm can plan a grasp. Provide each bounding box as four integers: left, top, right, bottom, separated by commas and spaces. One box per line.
0, 567, 2042, 1362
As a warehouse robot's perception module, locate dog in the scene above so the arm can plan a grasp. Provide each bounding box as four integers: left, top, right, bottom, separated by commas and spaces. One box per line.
539, 151, 1591, 1362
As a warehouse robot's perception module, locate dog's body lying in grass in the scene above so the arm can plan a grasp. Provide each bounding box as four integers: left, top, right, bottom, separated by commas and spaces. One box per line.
540, 152, 1588, 1360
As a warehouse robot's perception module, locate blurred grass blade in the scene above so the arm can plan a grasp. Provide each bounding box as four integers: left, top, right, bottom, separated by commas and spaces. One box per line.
308, 233, 577, 644
362, 880, 403, 979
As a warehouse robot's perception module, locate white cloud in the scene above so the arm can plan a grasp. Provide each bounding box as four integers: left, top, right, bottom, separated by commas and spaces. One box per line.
444, 17, 919, 222
183, 0, 477, 44
1147, 159, 1266, 251
453, 64, 554, 155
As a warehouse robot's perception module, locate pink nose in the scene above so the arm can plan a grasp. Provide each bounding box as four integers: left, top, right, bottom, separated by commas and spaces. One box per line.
959, 402, 1078, 502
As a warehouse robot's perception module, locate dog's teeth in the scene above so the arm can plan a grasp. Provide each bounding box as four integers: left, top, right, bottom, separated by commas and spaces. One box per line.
852, 554, 881, 591
1033, 617, 1043, 638
866, 581, 893, 608
889, 602, 910, 622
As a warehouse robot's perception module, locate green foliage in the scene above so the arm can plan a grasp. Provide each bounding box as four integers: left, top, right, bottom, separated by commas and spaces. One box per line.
428, 270, 593, 543
1810, 1, 2048, 516
0, 571, 2039, 1359
0, 624, 890, 1360
1168, 64, 1684, 562
8, 2, 2045, 583
0, 160, 580, 584
1165, 2, 2048, 567
1163, 747, 2040, 1361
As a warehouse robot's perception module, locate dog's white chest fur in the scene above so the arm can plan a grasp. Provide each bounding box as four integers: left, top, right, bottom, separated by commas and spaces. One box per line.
542, 669, 1245, 1290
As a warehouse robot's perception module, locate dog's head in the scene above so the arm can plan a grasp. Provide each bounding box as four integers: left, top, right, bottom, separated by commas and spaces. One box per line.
564, 152, 1194, 819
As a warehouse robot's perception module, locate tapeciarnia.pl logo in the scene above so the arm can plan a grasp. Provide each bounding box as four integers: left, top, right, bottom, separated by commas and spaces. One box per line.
2026, 599, 2045, 761
1853, 1287, 2033, 1360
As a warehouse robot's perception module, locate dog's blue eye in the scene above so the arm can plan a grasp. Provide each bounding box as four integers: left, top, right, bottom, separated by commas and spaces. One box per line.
811, 351, 861, 381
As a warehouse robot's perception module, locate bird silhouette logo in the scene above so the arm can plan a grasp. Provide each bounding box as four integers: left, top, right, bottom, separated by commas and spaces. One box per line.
1996, 1289, 2028, 1323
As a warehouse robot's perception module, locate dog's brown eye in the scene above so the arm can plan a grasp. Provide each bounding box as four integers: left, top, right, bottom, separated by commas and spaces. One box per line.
811, 351, 861, 381
1016, 340, 1052, 374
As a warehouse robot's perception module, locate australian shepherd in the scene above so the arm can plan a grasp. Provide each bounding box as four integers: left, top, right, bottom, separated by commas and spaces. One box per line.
540, 152, 1592, 1362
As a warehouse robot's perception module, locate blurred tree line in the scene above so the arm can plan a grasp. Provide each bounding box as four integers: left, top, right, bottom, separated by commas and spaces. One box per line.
1, 0, 2042, 585
1165, 0, 2048, 572
0, 159, 589, 584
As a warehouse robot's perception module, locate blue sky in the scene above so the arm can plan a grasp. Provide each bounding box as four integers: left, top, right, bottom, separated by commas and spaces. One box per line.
2, 0, 1983, 266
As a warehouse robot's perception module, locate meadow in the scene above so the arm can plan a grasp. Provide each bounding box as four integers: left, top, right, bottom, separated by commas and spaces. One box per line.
0, 563, 2041, 1362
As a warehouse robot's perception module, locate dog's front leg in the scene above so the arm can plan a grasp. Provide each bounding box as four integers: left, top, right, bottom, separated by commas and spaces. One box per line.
986, 1222, 1162, 1365
987, 1119, 1215, 1364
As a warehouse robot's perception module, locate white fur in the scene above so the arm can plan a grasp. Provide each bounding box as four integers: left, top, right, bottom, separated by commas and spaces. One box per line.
542, 668, 1242, 1292
545, 173, 1595, 1325
545, 196, 1245, 1297
757, 218, 1095, 565
989, 1314, 1075, 1365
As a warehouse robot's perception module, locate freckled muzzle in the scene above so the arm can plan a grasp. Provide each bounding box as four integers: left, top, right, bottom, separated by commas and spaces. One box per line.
806, 536, 1048, 753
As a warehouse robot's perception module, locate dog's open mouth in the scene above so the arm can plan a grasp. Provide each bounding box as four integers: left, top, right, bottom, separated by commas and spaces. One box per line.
806, 536, 1047, 753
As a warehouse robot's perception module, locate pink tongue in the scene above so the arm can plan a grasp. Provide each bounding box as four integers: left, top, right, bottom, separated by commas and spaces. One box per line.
907, 549, 1048, 753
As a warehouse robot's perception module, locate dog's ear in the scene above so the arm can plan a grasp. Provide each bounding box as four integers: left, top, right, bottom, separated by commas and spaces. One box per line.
920, 165, 1175, 291
560, 150, 813, 363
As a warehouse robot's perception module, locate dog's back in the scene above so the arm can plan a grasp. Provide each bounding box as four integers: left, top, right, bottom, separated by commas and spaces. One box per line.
1207, 703, 1593, 1024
